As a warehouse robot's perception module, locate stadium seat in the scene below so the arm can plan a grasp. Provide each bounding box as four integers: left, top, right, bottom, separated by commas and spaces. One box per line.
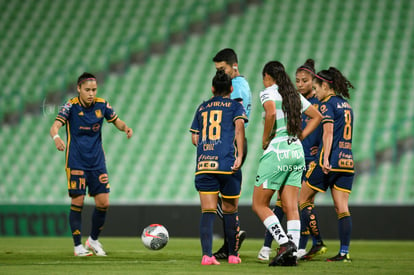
0, 0, 413, 206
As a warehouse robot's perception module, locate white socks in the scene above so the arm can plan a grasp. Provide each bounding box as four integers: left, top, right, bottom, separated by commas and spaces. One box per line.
287, 220, 300, 248
263, 215, 289, 245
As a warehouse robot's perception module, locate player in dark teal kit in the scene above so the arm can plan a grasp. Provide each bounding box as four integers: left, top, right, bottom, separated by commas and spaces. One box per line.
299, 67, 355, 262
190, 70, 247, 265
50, 72, 133, 256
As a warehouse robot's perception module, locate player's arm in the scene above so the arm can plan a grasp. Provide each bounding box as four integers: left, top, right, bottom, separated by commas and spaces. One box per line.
262, 100, 276, 150
50, 120, 66, 151
321, 122, 334, 174
301, 105, 322, 140
191, 133, 199, 146
232, 118, 245, 171
113, 118, 133, 139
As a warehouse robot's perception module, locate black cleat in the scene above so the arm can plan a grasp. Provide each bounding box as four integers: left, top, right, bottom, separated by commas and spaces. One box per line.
236, 230, 246, 253
301, 242, 328, 260
326, 253, 351, 262
213, 244, 228, 259
214, 230, 247, 259
269, 241, 297, 266
282, 254, 298, 266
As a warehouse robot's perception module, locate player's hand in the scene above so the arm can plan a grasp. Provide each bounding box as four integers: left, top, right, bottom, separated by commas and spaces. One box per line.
310, 146, 318, 156
54, 137, 66, 151
262, 138, 271, 150
322, 159, 331, 174
125, 127, 133, 139
231, 157, 242, 171
263, 133, 274, 150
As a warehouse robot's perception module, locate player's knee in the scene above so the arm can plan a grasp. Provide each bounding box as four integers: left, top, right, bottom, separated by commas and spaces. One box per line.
96, 201, 109, 209
251, 203, 261, 215
71, 194, 85, 206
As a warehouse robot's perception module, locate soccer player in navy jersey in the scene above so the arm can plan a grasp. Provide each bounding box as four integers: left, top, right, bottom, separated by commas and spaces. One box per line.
257, 59, 326, 261
190, 70, 247, 265
50, 72, 133, 256
299, 67, 355, 262
212, 48, 252, 259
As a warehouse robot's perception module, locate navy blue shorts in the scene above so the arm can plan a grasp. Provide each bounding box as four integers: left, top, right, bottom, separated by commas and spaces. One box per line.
66, 168, 110, 196
301, 160, 316, 182
195, 170, 242, 198
305, 162, 354, 193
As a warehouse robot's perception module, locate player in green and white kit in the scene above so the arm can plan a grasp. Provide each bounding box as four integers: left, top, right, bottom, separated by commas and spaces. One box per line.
252, 61, 322, 266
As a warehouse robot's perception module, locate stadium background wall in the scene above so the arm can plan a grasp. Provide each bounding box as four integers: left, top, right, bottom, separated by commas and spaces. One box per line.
0, 205, 413, 240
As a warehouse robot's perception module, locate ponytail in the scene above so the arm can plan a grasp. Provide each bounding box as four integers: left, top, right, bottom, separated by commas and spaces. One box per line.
314, 67, 354, 98
263, 61, 302, 137
212, 69, 232, 96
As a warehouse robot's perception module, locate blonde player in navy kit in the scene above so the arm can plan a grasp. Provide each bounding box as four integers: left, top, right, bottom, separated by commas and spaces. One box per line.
299, 67, 355, 262
50, 72, 133, 256
190, 70, 247, 265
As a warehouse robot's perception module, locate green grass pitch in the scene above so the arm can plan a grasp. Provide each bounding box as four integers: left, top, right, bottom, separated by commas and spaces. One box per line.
1, 237, 413, 274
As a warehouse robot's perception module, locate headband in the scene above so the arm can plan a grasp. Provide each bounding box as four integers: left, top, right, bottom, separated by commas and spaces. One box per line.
298, 67, 315, 76
315, 74, 333, 83
78, 77, 96, 85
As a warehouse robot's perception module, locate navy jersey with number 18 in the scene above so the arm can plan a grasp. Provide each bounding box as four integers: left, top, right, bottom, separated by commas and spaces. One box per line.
190, 96, 248, 175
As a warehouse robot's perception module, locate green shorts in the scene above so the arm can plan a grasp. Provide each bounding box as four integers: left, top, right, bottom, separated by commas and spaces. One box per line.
255, 138, 305, 190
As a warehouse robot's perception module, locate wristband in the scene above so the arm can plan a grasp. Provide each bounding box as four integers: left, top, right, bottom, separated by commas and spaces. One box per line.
52, 134, 60, 140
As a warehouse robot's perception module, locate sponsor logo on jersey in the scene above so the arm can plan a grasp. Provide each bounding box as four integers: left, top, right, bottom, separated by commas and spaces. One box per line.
95, 109, 103, 118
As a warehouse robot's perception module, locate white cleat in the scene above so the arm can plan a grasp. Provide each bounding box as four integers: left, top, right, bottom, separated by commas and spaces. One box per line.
85, 236, 107, 256
257, 246, 272, 261
74, 244, 93, 256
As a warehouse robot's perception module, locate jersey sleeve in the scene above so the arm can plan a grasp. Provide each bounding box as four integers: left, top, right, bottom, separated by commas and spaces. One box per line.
299, 93, 311, 113
259, 87, 275, 105
104, 101, 118, 123
230, 81, 243, 102
55, 101, 72, 125
189, 106, 201, 134
233, 101, 248, 123
320, 101, 334, 124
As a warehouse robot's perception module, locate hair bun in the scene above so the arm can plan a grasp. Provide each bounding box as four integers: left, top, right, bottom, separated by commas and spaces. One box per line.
304, 59, 315, 70
215, 69, 226, 79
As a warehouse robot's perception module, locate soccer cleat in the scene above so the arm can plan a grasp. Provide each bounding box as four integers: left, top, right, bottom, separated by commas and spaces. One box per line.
85, 237, 107, 256
228, 255, 242, 264
236, 230, 246, 253
213, 230, 246, 259
283, 254, 298, 266
213, 244, 228, 259
326, 253, 351, 262
201, 255, 221, 265
269, 241, 297, 266
296, 249, 307, 259
74, 244, 93, 257
301, 243, 328, 260
257, 246, 272, 261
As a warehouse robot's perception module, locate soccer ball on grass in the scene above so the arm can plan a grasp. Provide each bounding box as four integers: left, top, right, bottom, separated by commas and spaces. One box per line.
141, 224, 169, 250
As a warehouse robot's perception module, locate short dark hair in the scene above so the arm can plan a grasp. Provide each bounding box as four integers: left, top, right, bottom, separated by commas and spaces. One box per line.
212, 48, 238, 65
212, 70, 232, 96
